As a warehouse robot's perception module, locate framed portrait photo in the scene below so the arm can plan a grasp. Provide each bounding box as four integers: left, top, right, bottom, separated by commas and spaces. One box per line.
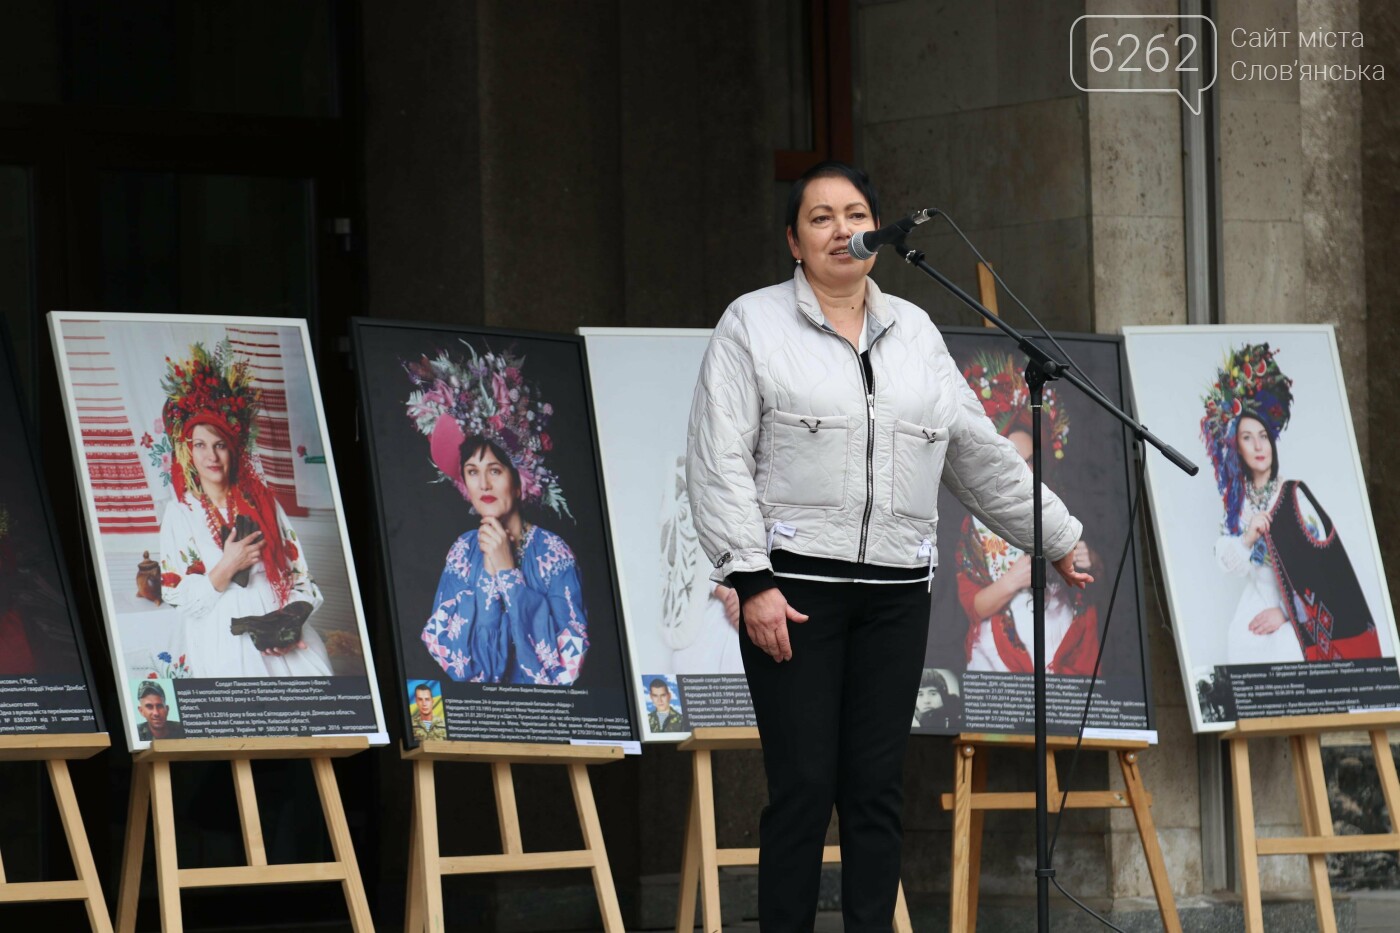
0, 318, 103, 737
1123, 325, 1400, 732
49, 312, 388, 750
352, 320, 637, 747
581, 328, 756, 742
917, 328, 1154, 740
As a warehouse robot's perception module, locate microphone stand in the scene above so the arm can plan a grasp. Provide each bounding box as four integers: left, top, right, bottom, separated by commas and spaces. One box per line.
887, 237, 1197, 931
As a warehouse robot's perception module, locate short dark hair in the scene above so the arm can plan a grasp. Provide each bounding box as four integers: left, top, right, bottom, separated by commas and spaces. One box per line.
648, 678, 670, 693
920, 669, 949, 694
414, 684, 434, 697
138, 681, 166, 703
785, 160, 881, 236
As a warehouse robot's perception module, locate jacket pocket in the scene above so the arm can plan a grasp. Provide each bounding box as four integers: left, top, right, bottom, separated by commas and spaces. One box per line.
762, 409, 850, 509
890, 419, 948, 521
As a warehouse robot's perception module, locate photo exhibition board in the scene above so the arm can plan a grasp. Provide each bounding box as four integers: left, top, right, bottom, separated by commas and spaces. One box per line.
1123, 325, 1399, 732
353, 320, 636, 747
915, 329, 1155, 740
48, 312, 388, 750
0, 320, 102, 736
580, 328, 755, 742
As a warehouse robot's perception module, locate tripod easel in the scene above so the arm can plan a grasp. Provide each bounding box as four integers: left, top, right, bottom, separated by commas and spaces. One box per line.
1225, 711, 1400, 933
403, 739, 627, 933
0, 733, 112, 931
115, 736, 373, 933
942, 733, 1180, 932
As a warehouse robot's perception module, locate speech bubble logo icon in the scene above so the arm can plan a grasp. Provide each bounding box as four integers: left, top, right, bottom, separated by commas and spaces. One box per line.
1071, 15, 1218, 116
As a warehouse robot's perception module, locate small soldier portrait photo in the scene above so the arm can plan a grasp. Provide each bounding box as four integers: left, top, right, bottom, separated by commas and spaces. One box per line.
643, 675, 684, 734
133, 678, 184, 741
407, 679, 447, 742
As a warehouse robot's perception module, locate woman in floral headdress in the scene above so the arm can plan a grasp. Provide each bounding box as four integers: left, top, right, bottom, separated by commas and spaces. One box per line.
407, 343, 588, 685
1205, 343, 1380, 663
157, 342, 331, 677
957, 352, 1102, 675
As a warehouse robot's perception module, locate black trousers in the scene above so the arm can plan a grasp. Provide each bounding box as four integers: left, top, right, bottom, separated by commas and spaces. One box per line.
738, 576, 932, 933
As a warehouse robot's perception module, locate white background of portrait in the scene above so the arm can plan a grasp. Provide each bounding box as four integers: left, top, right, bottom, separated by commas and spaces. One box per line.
580, 328, 743, 742
49, 311, 388, 750
1123, 325, 1397, 732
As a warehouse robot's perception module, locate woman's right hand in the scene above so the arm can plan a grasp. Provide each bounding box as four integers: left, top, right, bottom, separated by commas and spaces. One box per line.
210, 531, 264, 592
971, 555, 1033, 619
741, 588, 809, 662
1242, 512, 1271, 547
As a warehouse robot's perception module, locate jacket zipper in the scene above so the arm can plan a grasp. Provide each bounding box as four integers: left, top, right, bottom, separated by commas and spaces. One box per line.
806, 309, 892, 564
856, 378, 868, 560
833, 330, 884, 564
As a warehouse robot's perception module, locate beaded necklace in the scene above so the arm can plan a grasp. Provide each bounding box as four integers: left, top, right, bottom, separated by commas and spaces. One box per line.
511, 522, 533, 565
201, 492, 238, 545
1246, 478, 1277, 514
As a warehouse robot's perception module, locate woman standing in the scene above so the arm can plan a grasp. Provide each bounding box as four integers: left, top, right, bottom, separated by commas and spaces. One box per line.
1204, 343, 1381, 663
686, 161, 1091, 929
157, 343, 331, 677
407, 344, 589, 686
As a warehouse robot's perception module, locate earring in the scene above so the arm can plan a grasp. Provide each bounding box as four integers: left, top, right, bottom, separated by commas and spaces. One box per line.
795, 258, 803, 266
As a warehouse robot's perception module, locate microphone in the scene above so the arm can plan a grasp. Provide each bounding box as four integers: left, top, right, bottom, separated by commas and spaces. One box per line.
847, 209, 939, 261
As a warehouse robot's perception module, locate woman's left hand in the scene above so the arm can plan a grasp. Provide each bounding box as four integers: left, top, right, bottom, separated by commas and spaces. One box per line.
1053, 543, 1095, 589
261, 640, 308, 657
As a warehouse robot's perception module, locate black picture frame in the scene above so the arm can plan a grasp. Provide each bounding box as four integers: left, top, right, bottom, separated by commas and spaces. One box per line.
351, 318, 639, 747
914, 326, 1154, 738
0, 312, 105, 735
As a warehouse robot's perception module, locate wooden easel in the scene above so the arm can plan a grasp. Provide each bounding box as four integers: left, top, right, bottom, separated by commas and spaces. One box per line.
0, 733, 112, 930
115, 736, 373, 933
675, 726, 914, 933
402, 739, 626, 933
1225, 711, 1400, 933
942, 733, 1181, 933
976, 262, 1000, 324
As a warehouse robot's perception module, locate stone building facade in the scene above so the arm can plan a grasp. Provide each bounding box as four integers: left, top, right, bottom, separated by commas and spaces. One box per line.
361, 0, 1396, 926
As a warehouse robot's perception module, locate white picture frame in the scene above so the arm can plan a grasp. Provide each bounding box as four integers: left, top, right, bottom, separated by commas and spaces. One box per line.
1122, 324, 1399, 732
49, 311, 388, 750
579, 327, 755, 743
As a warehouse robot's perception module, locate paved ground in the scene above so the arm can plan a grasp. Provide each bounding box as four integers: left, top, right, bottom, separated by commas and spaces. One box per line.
1347, 890, 1400, 932
686, 891, 1400, 931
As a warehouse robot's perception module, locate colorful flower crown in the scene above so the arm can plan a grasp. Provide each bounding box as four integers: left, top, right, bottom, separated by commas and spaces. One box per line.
1201, 342, 1292, 442
1200, 342, 1294, 532
161, 341, 261, 448
961, 350, 1070, 459
161, 341, 262, 502
404, 341, 571, 520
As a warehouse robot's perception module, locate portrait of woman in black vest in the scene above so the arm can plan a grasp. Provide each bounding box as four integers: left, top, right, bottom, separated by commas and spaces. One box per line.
1203, 342, 1381, 663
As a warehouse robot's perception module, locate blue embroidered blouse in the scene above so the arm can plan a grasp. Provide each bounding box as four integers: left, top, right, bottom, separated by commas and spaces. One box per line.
421, 525, 589, 684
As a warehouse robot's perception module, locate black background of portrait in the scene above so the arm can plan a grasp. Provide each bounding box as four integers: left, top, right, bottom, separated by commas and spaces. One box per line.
917, 329, 1153, 736
0, 317, 102, 718
352, 320, 636, 744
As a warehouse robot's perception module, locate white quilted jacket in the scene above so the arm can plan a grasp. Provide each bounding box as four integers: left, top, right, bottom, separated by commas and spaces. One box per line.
686, 267, 1083, 584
